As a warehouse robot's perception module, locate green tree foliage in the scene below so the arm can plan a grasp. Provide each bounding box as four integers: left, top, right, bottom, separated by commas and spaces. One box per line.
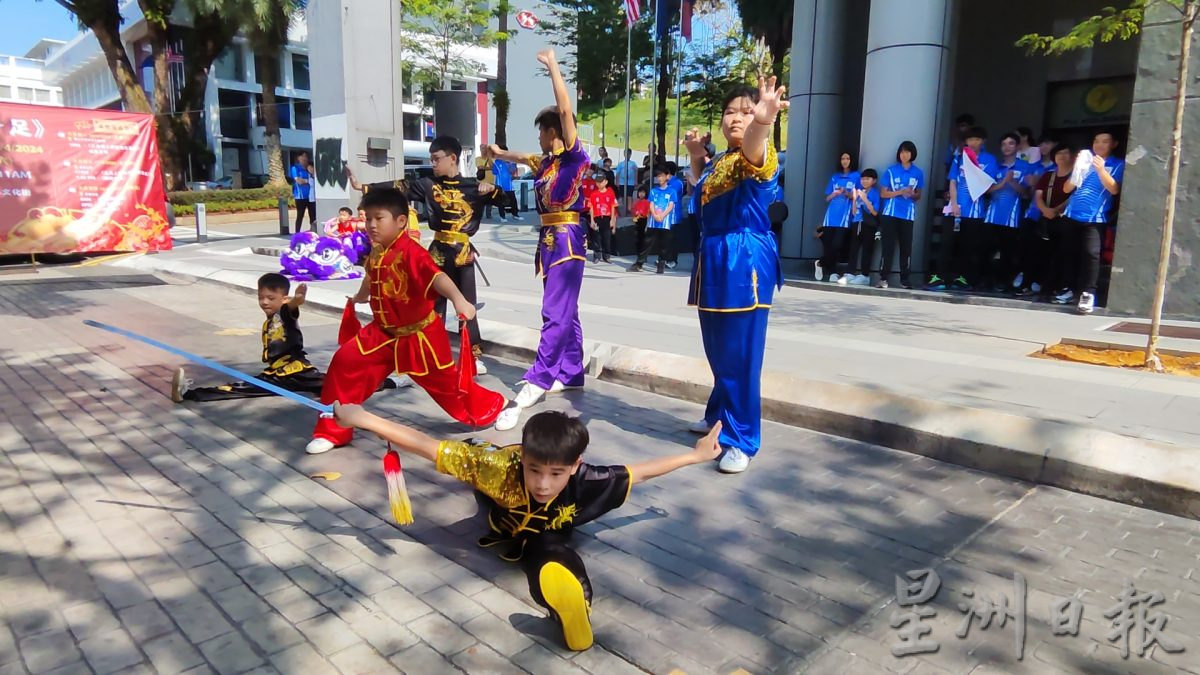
232, 0, 299, 187
734, 0, 792, 146
540, 0, 654, 106
1016, 1, 1148, 54
402, 0, 504, 102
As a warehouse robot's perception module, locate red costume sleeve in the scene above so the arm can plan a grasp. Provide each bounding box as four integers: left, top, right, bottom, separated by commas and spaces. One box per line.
404, 239, 445, 301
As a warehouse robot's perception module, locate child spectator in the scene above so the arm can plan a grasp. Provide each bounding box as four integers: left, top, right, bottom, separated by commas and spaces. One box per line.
627, 187, 651, 271
637, 165, 677, 274
580, 169, 599, 261
982, 132, 1033, 291
1015, 126, 1041, 164
325, 207, 358, 237
586, 171, 618, 263
879, 140, 924, 289
843, 168, 881, 286
1060, 130, 1124, 314
930, 126, 996, 291
664, 163, 685, 268
815, 151, 859, 282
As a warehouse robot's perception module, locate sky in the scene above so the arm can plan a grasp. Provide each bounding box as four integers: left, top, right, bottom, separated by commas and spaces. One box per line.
0, 0, 82, 57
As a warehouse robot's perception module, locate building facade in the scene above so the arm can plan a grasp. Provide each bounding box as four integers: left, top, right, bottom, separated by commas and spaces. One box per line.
0, 40, 65, 107
781, 0, 1198, 318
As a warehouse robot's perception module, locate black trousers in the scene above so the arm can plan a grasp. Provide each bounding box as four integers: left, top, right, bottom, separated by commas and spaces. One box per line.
633, 218, 647, 257
431, 243, 482, 352
496, 190, 520, 218
1047, 218, 1077, 292
819, 227, 847, 279
878, 215, 914, 285
1017, 217, 1050, 287
588, 215, 614, 257
950, 217, 984, 283
1073, 219, 1105, 294
849, 218, 878, 276
636, 227, 673, 266
184, 367, 324, 402
524, 539, 592, 610
979, 224, 1019, 288
294, 199, 316, 232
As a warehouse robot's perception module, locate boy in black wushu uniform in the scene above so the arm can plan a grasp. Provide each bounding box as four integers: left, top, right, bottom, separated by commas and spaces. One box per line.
170, 272, 397, 402
332, 402, 723, 651
347, 135, 501, 375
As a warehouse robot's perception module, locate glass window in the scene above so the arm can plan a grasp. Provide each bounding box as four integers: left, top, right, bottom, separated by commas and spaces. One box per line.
215, 46, 244, 81
35, 89, 51, 103
450, 80, 467, 91
294, 99, 311, 130
18, 87, 34, 101
0, 85, 11, 99
254, 52, 281, 86
219, 89, 250, 138
256, 94, 291, 129
292, 54, 309, 90
402, 113, 421, 141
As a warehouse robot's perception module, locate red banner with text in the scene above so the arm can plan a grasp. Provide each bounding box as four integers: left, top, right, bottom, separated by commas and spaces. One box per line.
0, 103, 170, 254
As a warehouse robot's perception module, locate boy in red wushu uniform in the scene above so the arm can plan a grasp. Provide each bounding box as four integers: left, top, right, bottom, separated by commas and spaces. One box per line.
306, 189, 507, 455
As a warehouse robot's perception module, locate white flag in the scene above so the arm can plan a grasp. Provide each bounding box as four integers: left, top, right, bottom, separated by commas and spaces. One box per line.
961, 147, 995, 203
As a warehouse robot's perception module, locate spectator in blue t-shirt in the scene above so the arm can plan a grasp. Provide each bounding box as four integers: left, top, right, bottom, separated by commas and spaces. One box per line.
1061, 131, 1124, 314
289, 151, 316, 233
933, 127, 997, 291
492, 149, 523, 223
642, 165, 678, 274
663, 164, 685, 268
1013, 134, 1058, 296
816, 151, 859, 283
844, 168, 882, 287
982, 132, 1033, 291
879, 140, 924, 289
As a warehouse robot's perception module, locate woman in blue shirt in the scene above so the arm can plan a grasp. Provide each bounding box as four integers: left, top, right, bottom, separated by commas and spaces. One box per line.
1062, 130, 1124, 314
983, 132, 1032, 291
289, 151, 316, 233
879, 141, 924, 289
815, 151, 859, 282
682, 78, 787, 474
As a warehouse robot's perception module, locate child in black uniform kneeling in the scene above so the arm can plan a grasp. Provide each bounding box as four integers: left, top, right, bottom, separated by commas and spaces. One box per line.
332, 402, 722, 651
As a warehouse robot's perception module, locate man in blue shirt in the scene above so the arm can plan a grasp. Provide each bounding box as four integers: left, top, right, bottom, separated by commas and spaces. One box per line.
982, 132, 1033, 291
1061, 131, 1124, 314
935, 127, 996, 291
615, 148, 639, 211
289, 151, 316, 233
492, 148, 523, 223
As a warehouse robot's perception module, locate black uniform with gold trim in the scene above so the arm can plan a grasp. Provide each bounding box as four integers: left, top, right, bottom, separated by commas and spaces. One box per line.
364, 176, 500, 355
435, 438, 631, 614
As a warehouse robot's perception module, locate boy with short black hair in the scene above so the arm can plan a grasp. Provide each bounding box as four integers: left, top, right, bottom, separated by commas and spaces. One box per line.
332, 401, 723, 651
634, 165, 678, 274
626, 187, 651, 271
306, 189, 508, 454
586, 171, 617, 263
844, 168, 881, 287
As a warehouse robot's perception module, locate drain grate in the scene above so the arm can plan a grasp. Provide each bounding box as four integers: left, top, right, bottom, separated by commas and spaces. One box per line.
1105, 321, 1200, 341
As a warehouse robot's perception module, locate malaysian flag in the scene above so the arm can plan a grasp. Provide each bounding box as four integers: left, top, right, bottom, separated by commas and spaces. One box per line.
625, 0, 640, 27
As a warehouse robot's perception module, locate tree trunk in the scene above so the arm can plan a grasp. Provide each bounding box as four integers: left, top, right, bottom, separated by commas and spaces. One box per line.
655, 37, 672, 157
258, 51, 287, 187
177, 12, 234, 149
89, 13, 152, 114
495, 9, 509, 147
146, 20, 184, 191
1144, 0, 1197, 371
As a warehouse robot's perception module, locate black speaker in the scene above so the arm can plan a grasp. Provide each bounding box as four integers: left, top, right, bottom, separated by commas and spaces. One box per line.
432, 90, 477, 145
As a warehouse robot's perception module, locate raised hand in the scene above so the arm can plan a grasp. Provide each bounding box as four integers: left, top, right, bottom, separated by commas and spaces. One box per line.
537, 49, 556, 67
754, 75, 790, 126
682, 127, 711, 158
693, 421, 724, 462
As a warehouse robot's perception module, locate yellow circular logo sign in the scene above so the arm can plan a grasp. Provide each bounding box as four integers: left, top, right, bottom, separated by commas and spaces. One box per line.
1085, 84, 1119, 115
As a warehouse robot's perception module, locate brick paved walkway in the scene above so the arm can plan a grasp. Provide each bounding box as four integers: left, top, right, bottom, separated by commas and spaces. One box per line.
1, 269, 1198, 674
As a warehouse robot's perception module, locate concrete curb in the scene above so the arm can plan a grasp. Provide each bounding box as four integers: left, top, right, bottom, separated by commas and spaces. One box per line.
113, 254, 1200, 521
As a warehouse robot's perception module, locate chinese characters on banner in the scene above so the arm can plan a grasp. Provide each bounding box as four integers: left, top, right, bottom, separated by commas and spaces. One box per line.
890, 569, 1184, 661
0, 103, 171, 254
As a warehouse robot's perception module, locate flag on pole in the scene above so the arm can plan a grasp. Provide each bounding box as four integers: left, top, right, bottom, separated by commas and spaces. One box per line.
625, 0, 640, 27
681, 0, 692, 42
655, 0, 673, 39
961, 147, 995, 203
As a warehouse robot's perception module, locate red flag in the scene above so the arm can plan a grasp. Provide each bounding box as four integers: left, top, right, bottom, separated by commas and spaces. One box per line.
338, 299, 362, 346
681, 0, 692, 42
625, 0, 640, 27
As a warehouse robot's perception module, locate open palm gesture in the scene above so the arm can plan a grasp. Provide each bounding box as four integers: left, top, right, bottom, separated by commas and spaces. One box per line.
754, 75, 789, 126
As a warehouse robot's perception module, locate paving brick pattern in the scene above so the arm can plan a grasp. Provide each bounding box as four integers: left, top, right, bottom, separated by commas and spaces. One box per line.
1, 271, 1198, 674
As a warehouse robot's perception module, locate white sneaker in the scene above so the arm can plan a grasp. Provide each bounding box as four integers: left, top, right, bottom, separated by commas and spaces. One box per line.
499, 217, 508, 223
494, 406, 522, 431
548, 381, 583, 394
513, 215, 525, 222
687, 419, 714, 435
1077, 291, 1095, 315
389, 374, 415, 389
830, 273, 840, 284
306, 438, 335, 455
1052, 288, 1074, 305
813, 261, 823, 281
1012, 272, 1024, 289
171, 367, 193, 403
512, 382, 548, 409
836, 275, 848, 286
852, 274, 870, 286
475, 358, 488, 375
718, 447, 750, 474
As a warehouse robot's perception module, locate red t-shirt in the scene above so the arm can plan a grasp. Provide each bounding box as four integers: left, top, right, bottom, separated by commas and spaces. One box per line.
632, 198, 651, 219
587, 188, 617, 218
580, 177, 598, 211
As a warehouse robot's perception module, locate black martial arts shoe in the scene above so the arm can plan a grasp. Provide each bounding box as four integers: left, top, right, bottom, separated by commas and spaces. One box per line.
627, 264, 643, 273
539, 562, 593, 651
656, 260, 666, 274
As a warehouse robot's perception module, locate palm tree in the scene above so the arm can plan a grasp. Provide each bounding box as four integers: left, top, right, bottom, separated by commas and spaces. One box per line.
243, 0, 297, 187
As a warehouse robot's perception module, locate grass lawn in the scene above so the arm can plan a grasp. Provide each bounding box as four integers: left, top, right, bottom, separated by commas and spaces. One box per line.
577, 96, 789, 153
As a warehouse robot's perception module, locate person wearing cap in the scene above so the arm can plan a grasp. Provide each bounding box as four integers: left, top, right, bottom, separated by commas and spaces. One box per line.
586, 170, 618, 263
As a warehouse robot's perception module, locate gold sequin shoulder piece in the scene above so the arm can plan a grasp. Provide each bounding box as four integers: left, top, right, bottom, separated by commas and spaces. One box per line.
435, 440, 526, 509
701, 144, 780, 206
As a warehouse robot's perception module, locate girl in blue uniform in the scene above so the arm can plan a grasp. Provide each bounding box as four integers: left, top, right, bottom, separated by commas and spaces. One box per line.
681, 77, 788, 474
815, 152, 860, 282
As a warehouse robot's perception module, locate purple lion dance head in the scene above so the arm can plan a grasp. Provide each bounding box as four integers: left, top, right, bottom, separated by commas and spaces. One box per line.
280, 231, 363, 281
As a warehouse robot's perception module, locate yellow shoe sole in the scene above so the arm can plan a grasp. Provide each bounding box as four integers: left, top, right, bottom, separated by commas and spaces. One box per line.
539, 562, 592, 651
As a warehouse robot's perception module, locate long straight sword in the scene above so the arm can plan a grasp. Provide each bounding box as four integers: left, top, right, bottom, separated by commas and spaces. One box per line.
83, 319, 333, 414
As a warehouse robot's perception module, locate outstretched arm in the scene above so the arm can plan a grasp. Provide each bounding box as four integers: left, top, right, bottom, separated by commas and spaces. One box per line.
628, 423, 723, 485
683, 127, 711, 184
431, 273, 476, 321
538, 49, 577, 147
742, 75, 788, 168
488, 146, 530, 163
333, 403, 439, 462
287, 283, 308, 309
